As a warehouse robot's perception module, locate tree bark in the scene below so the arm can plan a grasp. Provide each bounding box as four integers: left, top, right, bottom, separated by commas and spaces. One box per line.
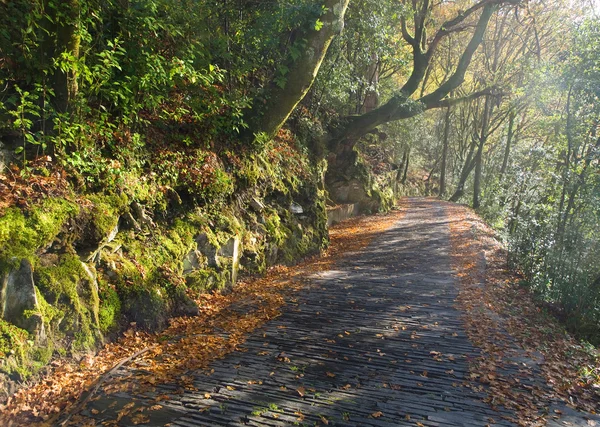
439, 106, 451, 196
53, 0, 81, 114
331, 3, 497, 151
473, 95, 492, 208
499, 109, 515, 178
252, 0, 350, 139
449, 135, 478, 202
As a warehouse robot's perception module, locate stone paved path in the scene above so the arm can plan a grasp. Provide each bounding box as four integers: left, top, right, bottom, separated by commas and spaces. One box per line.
83, 198, 519, 426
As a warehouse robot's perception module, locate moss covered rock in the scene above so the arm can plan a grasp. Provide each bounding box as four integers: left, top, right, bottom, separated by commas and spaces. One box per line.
34, 255, 101, 352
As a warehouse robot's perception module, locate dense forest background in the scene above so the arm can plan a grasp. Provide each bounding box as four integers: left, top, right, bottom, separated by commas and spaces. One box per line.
0, 0, 599, 382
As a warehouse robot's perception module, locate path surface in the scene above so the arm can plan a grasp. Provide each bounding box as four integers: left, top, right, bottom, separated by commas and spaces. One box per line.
82, 198, 519, 426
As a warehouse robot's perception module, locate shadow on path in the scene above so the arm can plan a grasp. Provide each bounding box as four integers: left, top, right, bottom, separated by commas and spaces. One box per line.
85, 199, 515, 426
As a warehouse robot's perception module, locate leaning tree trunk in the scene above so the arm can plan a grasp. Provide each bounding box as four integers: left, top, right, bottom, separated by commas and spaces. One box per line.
252, 0, 350, 139
449, 136, 477, 202
329, 4, 497, 152
327, 4, 497, 207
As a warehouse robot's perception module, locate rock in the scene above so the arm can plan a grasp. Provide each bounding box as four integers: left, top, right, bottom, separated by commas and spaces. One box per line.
171, 287, 200, 317
183, 250, 203, 274
131, 202, 155, 228
327, 203, 360, 226
107, 223, 119, 243
0, 259, 45, 339
291, 202, 304, 214
38, 253, 60, 267
183, 234, 242, 287
250, 197, 265, 212
329, 179, 368, 204
122, 212, 142, 232
196, 233, 219, 268
266, 244, 279, 266
218, 237, 241, 285
218, 237, 239, 258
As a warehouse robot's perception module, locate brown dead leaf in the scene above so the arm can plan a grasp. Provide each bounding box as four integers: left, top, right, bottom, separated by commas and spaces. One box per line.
131, 413, 150, 425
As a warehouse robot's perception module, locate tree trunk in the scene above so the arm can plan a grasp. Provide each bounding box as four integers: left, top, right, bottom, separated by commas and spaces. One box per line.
401, 148, 410, 184
53, 0, 81, 114
439, 106, 451, 196
473, 95, 492, 209
449, 136, 477, 202
252, 0, 350, 139
499, 110, 515, 178
330, 4, 496, 152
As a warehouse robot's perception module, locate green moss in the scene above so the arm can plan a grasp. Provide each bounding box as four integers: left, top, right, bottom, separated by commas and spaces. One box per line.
0, 319, 29, 359
27, 287, 63, 327
0, 319, 47, 380
0, 198, 78, 272
35, 255, 100, 352
186, 268, 228, 293
32, 198, 80, 245
372, 186, 394, 213
118, 218, 197, 283
98, 279, 121, 333
86, 193, 129, 240
264, 209, 289, 246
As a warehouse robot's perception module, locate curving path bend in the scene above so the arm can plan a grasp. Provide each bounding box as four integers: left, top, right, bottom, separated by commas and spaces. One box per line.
84, 198, 517, 426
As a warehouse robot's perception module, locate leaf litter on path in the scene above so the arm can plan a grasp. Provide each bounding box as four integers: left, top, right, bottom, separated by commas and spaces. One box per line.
446, 202, 599, 426
0, 205, 406, 426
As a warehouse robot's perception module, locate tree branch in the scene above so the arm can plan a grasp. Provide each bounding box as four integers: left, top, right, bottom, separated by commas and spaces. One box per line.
420, 4, 497, 108
401, 16, 418, 47
427, 87, 503, 109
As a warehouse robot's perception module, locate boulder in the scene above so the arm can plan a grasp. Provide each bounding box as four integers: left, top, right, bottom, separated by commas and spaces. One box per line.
184, 234, 241, 287
182, 250, 203, 274
0, 259, 45, 339
196, 233, 219, 268
329, 179, 368, 204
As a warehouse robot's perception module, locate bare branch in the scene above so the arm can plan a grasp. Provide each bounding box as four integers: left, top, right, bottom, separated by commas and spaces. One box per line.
427, 87, 504, 109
